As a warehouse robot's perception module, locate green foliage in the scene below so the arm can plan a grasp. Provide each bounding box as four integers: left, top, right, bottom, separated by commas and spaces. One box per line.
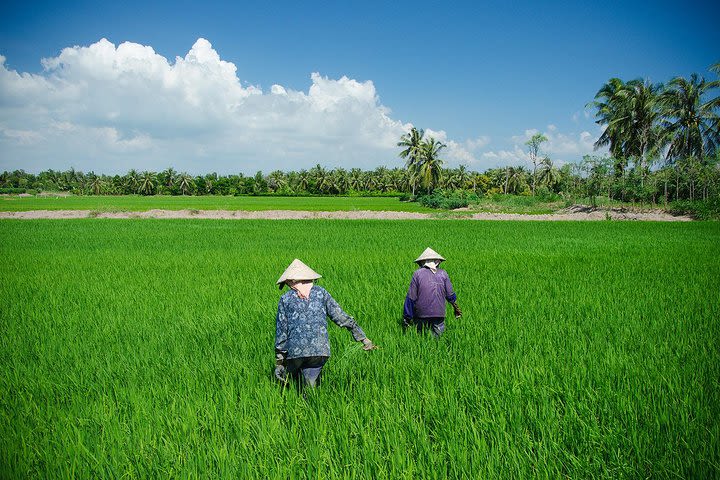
1, 220, 718, 478
475, 193, 563, 214
417, 189, 479, 209
0, 187, 30, 194
669, 197, 720, 220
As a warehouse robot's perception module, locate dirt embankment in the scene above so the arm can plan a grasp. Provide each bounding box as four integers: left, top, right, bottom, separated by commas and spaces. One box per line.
0, 207, 694, 221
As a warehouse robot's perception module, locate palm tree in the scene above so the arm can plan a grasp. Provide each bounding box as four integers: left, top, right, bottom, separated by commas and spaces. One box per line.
89, 175, 105, 195
161, 167, 177, 190
538, 157, 560, 191
418, 138, 446, 192
505, 166, 527, 195
311, 165, 330, 194
591, 78, 664, 185
126, 169, 140, 194
590, 78, 628, 164
456, 165, 470, 190
332, 168, 349, 194
363, 171, 377, 191
178, 173, 194, 195
444, 169, 460, 190
348, 168, 363, 191
267, 170, 287, 193
660, 73, 719, 162
298, 170, 310, 193
139, 172, 156, 195
398, 127, 425, 195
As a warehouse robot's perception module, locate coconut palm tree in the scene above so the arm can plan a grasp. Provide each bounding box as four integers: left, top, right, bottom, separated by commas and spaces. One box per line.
538, 157, 560, 191
505, 166, 527, 195
398, 127, 425, 195
161, 167, 177, 190
590, 78, 628, 161
311, 165, 330, 194
591, 78, 664, 185
660, 73, 720, 162
89, 175, 105, 195
456, 165, 470, 190
267, 170, 287, 193
398, 127, 425, 167
332, 168, 348, 194
178, 173, 194, 195
418, 138, 446, 192
125, 169, 140, 194
298, 170, 310, 192
139, 172, 156, 195
348, 168, 363, 191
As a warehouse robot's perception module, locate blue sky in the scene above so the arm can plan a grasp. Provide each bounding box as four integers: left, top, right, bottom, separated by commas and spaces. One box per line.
1, 0, 718, 174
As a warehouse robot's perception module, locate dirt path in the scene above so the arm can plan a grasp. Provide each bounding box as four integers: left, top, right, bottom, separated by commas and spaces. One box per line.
0, 208, 693, 221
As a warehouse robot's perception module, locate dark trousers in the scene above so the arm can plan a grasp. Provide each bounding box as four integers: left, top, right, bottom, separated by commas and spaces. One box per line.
415, 317, 446, 338
285, 356, 328, 387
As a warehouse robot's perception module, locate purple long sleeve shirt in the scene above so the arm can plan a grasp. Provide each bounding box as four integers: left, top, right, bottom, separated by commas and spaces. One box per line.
404, 267, 457, 319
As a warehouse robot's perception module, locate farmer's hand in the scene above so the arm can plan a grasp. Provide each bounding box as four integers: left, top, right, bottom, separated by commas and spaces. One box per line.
275, 353, 285, 367
452, 302, 462, 319
362, 338, 378, 350
274, 365, 287, 383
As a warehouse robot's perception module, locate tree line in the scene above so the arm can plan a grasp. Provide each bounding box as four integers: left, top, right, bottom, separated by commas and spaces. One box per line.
1, 64, 718, 205
2, 157, 717, 205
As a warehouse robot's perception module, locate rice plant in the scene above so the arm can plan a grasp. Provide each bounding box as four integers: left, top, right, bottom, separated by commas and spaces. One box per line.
1, 219, 718, 478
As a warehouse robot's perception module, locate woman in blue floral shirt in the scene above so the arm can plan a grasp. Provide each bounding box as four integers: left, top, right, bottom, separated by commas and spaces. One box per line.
274, 259, 376, 387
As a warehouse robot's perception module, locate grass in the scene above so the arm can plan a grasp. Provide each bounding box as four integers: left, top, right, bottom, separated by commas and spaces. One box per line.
471, 195, 565, 214
1, 220, 719, 478
0, 195, 434, 212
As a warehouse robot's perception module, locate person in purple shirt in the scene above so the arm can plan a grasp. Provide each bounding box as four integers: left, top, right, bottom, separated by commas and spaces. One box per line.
403, 247, 462, 337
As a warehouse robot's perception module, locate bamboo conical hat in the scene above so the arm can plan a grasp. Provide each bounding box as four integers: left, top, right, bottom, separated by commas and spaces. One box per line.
276, 259, 322, 289
414, 247, 445, 264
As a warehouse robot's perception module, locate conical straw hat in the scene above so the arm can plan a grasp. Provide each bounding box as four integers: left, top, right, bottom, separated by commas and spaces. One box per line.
276, 259, 322, 289
414, 247, 445, 264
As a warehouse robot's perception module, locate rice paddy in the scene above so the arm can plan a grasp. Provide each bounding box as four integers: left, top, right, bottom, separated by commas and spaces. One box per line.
0, 195, 433, 212
1, 219, 718, 478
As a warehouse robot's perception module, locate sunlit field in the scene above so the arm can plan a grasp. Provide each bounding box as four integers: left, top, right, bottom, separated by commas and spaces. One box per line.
0, 195, 433, 212
1, 220, 718, 478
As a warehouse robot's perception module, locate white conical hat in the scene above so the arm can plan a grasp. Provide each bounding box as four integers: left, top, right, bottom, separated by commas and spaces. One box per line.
415, 247, 445, 264
276, 259, 322, 288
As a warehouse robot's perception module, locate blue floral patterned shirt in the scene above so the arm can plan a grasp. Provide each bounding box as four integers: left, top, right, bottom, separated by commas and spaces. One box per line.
275, 285, 367, 360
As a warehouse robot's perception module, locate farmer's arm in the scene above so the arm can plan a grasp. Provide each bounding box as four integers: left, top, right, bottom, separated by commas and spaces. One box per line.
444, 273, 456, 303
444, 273, 462, 318
403, 272, 418, 320
274, 298, 289, 364
325, 291, 367, 342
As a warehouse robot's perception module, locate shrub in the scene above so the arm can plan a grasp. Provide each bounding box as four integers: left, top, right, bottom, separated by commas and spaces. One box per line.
669, 198, 720, 220
417, 189, 479, 209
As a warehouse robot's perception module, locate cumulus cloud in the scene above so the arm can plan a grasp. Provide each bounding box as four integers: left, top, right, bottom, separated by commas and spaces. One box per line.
422, 128, 491, 167
480, 125, 601, 167
0, 38, 415, 173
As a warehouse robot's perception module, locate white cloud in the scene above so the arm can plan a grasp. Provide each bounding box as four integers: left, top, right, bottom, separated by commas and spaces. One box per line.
480, 126, 602, 167
421, 128, 492, 167
0, 38, 416, 173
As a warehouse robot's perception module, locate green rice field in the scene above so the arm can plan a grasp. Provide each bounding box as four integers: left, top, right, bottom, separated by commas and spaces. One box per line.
0, 195, 433, 212
1, 219, 719, 478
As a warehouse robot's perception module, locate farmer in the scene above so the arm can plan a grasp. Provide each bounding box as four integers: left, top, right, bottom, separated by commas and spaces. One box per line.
403, 247, 462, 337
274, 259, 376, 388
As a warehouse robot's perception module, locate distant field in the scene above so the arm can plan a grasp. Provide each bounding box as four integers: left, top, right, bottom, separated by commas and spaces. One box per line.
0, 195, 434, 212
1, 219, 718, 478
